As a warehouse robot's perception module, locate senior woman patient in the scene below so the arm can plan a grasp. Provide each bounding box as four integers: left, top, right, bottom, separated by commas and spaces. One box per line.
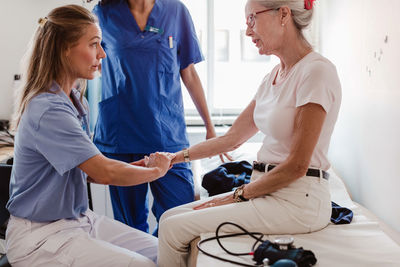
157, 0, 342, 266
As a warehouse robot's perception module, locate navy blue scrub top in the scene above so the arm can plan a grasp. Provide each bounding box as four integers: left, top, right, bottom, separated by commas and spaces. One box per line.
93, 0, 204, 154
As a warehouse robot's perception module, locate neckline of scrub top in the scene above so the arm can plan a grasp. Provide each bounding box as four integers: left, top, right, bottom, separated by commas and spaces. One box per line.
119, 0, 164, 34
49, 81, 87, 118
70, 89, 87, 118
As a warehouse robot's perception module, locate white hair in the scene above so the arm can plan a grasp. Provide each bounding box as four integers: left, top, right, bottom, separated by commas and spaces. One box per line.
252, 0, 314, 33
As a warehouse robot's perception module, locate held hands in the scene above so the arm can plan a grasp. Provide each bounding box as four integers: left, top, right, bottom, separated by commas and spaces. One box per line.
145, 152, 175, 177
129, 158, 147, 167
130, 152, 175, 178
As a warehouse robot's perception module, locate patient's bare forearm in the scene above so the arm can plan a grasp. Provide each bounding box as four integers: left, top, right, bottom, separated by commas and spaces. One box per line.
173, 135, 234, 164
173, 100, 259, 164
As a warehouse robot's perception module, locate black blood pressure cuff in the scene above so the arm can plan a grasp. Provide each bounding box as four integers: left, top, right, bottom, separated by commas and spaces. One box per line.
253, 240, 317, 267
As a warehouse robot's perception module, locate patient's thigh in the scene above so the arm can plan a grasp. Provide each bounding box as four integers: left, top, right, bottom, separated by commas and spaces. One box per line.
159, 192, 233, 221
159, 191, 296, 234
159, 196, 271, 246
159, 190, 317, 243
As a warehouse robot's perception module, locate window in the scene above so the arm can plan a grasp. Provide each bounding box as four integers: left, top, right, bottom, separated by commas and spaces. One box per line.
181, 0, 278, 119
86, 1, 319, 129
181, 0, 319, 123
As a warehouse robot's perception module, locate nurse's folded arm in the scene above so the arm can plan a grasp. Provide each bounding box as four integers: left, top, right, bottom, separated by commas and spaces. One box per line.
79, 152, 174, 186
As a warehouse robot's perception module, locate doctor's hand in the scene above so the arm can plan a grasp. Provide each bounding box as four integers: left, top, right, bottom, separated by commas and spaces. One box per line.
193, 194, 235, 210
129, 158, 147, 167
146, 152, 175, 177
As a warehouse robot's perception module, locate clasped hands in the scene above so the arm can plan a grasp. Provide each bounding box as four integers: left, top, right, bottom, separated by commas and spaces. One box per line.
129, 151, 235, 210
130, 152, 175, 177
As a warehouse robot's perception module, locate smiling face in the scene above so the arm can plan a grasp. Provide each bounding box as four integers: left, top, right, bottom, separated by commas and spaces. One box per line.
245, 1, 284, 56
66, 23, 106, 80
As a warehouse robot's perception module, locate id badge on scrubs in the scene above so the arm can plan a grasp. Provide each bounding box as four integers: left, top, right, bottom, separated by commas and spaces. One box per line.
145, 25, 164, 35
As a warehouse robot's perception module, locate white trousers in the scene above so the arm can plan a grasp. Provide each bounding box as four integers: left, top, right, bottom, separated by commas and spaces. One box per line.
157, 171, 332, 267
6, 209, 158, 267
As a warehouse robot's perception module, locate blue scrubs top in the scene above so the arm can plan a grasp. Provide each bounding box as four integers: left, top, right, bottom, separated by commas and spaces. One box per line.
93, 0, 203, 153
7, 84, 100, 222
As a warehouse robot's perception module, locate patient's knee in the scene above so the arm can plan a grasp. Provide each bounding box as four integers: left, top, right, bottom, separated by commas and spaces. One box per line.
159, 215, 186, 243
159, 208, 174, 224
159, 215, 178, 236
159, 205, 184, 223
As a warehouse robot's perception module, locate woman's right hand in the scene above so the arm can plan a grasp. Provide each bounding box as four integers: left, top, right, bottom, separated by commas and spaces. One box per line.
146, 152, 175, 178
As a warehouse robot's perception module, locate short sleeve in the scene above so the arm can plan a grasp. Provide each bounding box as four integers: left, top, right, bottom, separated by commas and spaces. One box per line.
296, 62, 337, 112
253, 72, 273, 101
177, 3, 204, 69
35, 105, 100, 176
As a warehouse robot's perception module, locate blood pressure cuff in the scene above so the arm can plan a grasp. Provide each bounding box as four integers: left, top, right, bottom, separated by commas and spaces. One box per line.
253, 240, 317, 267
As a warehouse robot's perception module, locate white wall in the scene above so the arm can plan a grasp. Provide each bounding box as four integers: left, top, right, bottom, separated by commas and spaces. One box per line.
0, 0, 98, 120
3, 0, 400, 235
320, 0, 400, 232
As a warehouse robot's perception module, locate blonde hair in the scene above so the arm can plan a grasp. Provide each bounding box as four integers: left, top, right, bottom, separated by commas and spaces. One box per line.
12, 5, 97, 129
251, 0, 314, 40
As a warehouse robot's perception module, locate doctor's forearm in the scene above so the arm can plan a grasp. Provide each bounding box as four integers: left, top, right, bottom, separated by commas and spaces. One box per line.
80, 155, 163, 186
91, 165, 162, 186
190, 88, 213, 129
186, 80, 212, 126
105, 163, 163, 186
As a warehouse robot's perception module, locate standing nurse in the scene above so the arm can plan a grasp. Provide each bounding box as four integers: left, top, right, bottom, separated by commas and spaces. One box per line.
93, 0, 216, 236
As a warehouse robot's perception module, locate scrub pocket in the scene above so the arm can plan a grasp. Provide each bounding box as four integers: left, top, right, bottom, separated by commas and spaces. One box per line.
158, 99, 188, 148
158, 36, 178, 73
94, 94, 119, 148
156, 36, 189, 148
37, 232, 76, 266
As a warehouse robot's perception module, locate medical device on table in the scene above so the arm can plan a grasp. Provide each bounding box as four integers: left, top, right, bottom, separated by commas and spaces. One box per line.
197, 222, 317, 267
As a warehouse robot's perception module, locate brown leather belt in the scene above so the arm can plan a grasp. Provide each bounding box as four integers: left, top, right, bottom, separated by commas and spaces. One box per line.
252, 161, 329, 180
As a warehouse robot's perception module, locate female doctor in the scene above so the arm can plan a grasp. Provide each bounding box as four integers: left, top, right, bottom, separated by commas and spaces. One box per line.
6, 5, 172, 267
93, 0, 219, 236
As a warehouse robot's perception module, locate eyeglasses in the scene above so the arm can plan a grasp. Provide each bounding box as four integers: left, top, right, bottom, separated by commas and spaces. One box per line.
246, 8, 277, 28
